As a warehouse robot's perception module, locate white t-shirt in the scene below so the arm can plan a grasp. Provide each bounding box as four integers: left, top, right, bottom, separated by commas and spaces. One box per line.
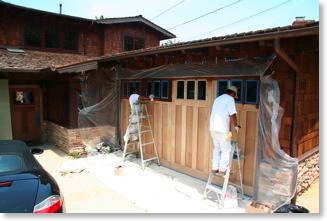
209, 94, 237, 133
129, 94, 140, 109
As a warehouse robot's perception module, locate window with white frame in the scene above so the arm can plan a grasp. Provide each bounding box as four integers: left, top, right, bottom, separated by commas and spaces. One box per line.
176, 80, 207, 100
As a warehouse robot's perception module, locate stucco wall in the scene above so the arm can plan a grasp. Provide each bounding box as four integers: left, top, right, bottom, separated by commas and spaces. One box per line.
0, 80, 13, 140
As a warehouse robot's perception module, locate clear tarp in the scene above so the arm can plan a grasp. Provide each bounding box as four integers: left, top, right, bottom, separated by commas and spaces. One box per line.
77, 68, 120, 153
254, 72, 298, 211
76, 60, 298, 211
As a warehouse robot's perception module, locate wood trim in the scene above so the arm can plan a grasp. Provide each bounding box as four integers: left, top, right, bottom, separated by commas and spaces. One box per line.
191, 107, 198, 170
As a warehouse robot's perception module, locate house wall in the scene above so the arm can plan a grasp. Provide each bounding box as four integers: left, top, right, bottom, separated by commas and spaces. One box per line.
296, 51, 319, 156
0, 14, 22, 47
120, 79, 259, 196
0, 80, 13, 140
0, 5, 162, 56
103, 23, 160, 55
273, 39, 319, 156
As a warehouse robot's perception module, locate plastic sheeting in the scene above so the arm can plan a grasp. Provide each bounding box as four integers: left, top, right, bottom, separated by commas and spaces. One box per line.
254, 73, 298, 212
76, 60, 298, 211
77, 68, 120, 151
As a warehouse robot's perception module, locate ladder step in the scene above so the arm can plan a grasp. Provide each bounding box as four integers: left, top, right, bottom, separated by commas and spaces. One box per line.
205, 184, 223, 195
143, 157, 159, 163
140, 130, 151, 134
141, 141, 154, 146
124, 150, 139, 155
126, 140, 139, 144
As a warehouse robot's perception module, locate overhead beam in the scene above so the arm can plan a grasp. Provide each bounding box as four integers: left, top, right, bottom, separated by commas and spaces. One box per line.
274, 38, 299, 73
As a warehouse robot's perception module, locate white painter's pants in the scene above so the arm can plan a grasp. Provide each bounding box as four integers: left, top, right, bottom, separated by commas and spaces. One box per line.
124, 104, 142, 143
210, 131, 232, 172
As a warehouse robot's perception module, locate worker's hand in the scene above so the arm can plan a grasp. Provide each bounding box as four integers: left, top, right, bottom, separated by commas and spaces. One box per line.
234, 125, 241, 133
149, 94, 154, 101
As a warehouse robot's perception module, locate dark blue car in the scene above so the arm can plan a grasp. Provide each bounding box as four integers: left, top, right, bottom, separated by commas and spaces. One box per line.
0, 140, 64, 213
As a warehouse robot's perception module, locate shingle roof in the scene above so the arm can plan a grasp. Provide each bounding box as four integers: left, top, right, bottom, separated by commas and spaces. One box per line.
118, 60, 272, 79
96, 15, 176, 40
99, 21, 319, 62
0, 49, 97, 72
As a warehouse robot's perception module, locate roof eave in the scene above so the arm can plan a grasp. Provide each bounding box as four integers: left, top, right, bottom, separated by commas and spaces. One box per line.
101, 25, 318, 62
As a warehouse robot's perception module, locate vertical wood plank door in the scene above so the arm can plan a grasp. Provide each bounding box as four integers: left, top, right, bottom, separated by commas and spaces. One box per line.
120, 83, 259, 195
9, 85, 41, 142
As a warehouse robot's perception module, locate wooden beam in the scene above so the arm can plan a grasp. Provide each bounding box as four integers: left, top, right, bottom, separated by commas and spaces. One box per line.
274, 38, 299, 73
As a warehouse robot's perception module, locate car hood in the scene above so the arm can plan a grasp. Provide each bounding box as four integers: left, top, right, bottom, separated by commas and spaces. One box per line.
0, 172, 39, 213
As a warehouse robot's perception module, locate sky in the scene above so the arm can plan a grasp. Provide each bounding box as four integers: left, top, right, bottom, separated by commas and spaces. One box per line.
2, 0, 320, 43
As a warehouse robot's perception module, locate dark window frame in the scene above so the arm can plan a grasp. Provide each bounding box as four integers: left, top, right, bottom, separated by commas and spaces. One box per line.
45, 28, 60, 49
124, 35, 145, 51
217, 80, 229, 97
231, 79, 243, 103
161, 80, 169, 99
23, 24, 79, 53
245, 80, 259, 104
216, 78, 259, 105
121, 79, 171, 101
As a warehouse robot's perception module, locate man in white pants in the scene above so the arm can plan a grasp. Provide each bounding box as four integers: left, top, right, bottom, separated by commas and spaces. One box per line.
210, 85, 241, 175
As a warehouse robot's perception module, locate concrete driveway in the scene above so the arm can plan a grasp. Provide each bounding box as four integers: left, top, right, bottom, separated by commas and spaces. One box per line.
32, 143, 250, 213
31, 143, 318, 213
33, 144, 145, 213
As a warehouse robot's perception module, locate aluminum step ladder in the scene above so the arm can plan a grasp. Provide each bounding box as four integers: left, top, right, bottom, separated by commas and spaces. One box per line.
122, 102, 160, 170
203, 141, 244, 208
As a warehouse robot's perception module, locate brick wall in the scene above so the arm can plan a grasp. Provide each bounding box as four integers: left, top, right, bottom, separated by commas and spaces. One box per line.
43, 121, 116, 154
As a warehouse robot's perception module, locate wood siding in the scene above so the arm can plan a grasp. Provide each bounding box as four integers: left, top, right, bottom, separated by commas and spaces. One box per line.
121, 79, 259, 195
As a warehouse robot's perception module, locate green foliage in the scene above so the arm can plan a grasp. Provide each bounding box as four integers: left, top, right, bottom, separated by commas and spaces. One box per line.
95, 15, 106, 20
69, 151, 84, 159
160, 39, 180, 47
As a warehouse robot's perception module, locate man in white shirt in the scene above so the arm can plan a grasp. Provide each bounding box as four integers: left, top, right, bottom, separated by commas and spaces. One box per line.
129, 87, 140, 113
210, 85, 241, 175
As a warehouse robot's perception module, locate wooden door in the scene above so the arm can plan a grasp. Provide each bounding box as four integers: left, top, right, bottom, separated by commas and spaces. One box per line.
9, 85, 41, 142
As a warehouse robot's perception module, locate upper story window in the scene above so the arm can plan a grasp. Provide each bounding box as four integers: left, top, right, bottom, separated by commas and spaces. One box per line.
63, 31, 78, 50
45, 29, 60, 49
176, 80, 207, 101
24, 25, 41, 47
24, 24, 78, 52
124, 36, 145, 51
217, 79, 259, 104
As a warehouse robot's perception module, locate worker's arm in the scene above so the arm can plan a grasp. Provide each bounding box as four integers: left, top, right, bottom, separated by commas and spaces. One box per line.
230, 114, 241, 133
139, 94, 154, 103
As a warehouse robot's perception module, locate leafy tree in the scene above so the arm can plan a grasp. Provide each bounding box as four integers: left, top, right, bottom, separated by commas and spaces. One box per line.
95, 15, 106, 20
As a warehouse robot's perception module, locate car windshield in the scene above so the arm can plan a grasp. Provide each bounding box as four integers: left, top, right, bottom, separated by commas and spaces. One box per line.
0, 155, 23, 173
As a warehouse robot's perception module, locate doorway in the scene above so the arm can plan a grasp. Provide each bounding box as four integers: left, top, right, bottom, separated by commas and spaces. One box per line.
9, 85, 41, 142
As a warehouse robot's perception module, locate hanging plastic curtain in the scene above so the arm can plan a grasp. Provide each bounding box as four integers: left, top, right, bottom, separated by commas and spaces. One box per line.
77, 67, 120, 153
253, 72, 298, 212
